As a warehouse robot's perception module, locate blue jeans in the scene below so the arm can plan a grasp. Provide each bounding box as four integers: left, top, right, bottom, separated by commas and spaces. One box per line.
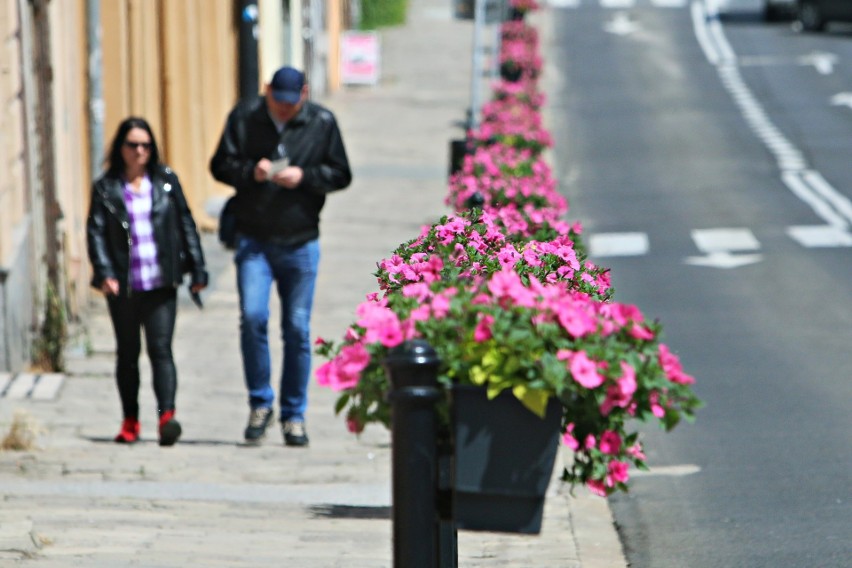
235, 236, 320, 422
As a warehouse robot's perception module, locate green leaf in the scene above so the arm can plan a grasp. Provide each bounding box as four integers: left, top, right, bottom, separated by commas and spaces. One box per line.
513, 385, 550, 418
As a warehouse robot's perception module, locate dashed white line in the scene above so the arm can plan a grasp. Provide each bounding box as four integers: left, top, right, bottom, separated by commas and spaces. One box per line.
691, 228, 760, 253
589, 232, 650, 257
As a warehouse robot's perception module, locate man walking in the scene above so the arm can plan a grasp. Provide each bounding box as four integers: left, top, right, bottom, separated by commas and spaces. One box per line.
210, 66, 352, 446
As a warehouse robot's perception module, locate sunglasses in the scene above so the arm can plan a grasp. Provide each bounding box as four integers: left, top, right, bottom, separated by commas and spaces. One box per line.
124, 141, 152, 150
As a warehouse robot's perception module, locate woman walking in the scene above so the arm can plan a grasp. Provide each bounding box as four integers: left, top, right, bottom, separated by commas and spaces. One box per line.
86, 117, 208, 446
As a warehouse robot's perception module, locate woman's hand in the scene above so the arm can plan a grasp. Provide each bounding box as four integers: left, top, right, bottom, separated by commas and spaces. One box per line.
101, 278, 119, 296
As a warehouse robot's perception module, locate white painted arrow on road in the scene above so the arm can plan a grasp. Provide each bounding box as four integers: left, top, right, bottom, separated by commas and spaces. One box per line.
684, 251, 763, 269
685, 228, 763, 269
799, 51, 837, 75
831, 92, 852, 109
604, 12, 639, 36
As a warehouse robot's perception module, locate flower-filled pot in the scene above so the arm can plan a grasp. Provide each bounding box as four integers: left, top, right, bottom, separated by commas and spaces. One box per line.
451, 385, 562, 534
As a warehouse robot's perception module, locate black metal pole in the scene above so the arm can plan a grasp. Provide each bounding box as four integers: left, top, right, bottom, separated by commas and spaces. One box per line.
238, 0, 260, 101
385, 340, 442, 568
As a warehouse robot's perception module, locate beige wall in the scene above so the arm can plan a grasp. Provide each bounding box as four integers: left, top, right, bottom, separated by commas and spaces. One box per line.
0, 0, 28, 266
100, 0, 238, 230
50, 0, 90, 318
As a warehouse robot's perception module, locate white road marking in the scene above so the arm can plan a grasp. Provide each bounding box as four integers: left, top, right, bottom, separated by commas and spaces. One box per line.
589, 232, 649, 257
30, 373, 66, 400
4, 373, 37, 399
685, 251, 763, 268
800, 51, 837, 75
691, 228, 760, 253
787, 225, 852, 248
692, 0, 852, 245
830, 92, 852, 109
547, 0, 581, 7
0, 373, 12, 395
600, 0, 636, 8
781, 172, 848, 228
631, 464, 701, 477
604, 11, 640, 35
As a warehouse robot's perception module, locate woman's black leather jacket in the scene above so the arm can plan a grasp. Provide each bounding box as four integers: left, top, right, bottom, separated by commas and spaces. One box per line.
86, 164, 208, 297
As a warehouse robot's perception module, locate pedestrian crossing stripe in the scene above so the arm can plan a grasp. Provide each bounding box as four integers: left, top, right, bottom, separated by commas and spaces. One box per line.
588, 225, 852, 258
0, 373, 65, 400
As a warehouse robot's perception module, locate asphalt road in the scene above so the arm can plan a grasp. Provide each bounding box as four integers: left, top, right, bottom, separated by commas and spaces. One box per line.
543, 1, 852, 566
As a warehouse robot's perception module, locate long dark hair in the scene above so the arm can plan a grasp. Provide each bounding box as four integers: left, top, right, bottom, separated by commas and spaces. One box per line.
104, 116, 161, 178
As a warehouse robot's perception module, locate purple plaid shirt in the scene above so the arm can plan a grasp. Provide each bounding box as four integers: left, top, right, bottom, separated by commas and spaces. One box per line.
123, 176, 163, 291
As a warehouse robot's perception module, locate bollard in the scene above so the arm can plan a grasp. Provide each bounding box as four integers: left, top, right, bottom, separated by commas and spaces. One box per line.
464, 191, 485, 210
385, 340, 443, 568
449, 138, 470, 177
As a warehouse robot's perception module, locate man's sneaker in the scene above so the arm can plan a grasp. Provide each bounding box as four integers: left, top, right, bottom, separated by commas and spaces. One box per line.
244, 407, 274, 444
282, 420, 309, 447
158, 410, 182, 447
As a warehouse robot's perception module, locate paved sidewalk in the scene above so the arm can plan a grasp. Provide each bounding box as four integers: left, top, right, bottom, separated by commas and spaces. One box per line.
0, 1, 627, 566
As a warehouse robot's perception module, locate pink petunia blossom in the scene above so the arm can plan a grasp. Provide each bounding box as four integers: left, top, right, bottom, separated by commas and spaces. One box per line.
562, 423, 579, 450
607, 460, 629, 486
599, 430, 622, 455
569, 351, 605, 389
473, 314, 495, 342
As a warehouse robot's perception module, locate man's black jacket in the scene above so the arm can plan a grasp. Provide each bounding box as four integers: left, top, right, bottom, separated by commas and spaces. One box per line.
209, 97, 352, 245
86, 165, 208, 296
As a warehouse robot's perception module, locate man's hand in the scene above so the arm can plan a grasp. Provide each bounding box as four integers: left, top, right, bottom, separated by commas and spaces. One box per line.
270, 166, 304, 189
254, 158, 272, 182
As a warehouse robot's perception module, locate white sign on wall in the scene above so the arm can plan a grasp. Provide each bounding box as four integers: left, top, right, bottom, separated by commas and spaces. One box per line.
340, 31, 381, 85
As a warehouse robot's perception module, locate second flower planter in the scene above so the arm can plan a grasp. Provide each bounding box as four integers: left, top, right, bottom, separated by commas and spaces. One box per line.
450, 385, 562, 534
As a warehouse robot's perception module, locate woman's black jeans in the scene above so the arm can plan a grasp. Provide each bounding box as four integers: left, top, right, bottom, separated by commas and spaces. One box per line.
106, 287, 178, 419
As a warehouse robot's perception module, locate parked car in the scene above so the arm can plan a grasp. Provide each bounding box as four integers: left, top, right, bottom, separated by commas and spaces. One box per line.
797, 0, 852, 31
715, 0, 796, 21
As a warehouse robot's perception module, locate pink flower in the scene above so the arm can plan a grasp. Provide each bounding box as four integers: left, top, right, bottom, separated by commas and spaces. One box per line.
587, 479, 607, 496
316, 343, 370, 392
378, 324, 404, 348
473, 314, 495, 342
627, 443, 646, 461
562, 423, 579, 450
607, 460, 629, 486
649, 391, 665, 418
430, 294, 452, 318
568, 351, 605, 389
600, 362, 637, 416
496, 244, 521, 268
346, 416, 365, 434
658, 344, 696, 385
599, 431, 622, 455
554, 302, 596, 338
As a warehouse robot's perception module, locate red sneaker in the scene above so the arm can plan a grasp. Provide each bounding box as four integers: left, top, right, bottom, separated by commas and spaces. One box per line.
115, 418, 140, 444
158, 410, 182, 447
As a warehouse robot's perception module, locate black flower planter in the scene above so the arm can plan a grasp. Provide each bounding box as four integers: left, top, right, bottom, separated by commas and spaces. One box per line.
450, 385, 562, 534
507, 7, 526, 21
500, 62, 523, 82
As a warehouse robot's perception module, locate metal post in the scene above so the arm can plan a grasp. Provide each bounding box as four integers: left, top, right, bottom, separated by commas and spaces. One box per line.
239, 0, 260, 100
86, 0, 103, 178
469, 0, 486, 131
385, 340, 443, 568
